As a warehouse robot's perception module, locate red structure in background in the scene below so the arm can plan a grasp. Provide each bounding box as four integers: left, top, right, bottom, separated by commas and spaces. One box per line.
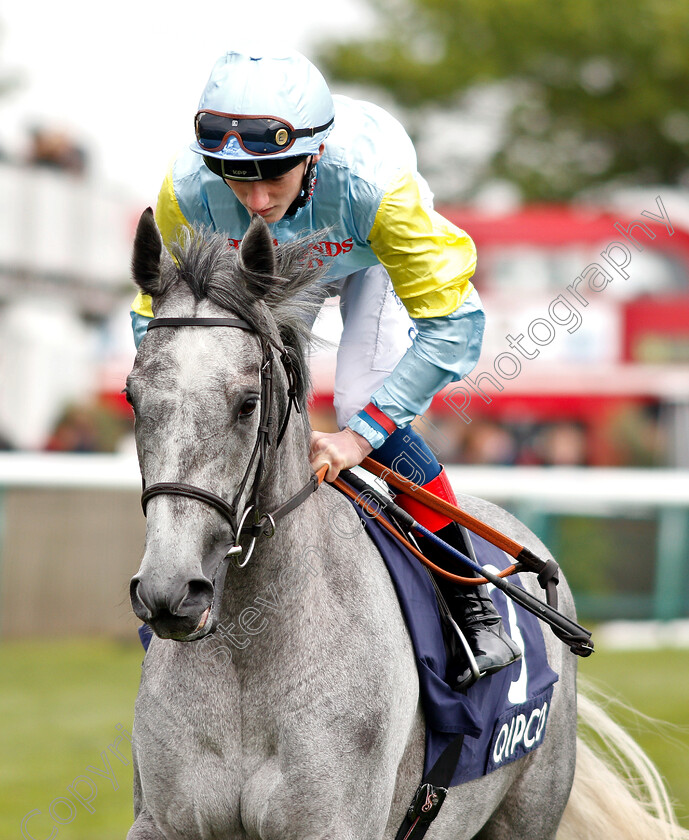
623, 296, 689, 364
439, 204, 689, 249
426, 204, 689, 466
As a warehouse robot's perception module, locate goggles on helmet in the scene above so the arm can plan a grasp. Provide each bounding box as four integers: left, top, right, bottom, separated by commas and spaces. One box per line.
195, 110, 334, 157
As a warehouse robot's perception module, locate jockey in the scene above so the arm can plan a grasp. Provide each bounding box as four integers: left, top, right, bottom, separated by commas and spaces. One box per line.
130, 47, 520, 689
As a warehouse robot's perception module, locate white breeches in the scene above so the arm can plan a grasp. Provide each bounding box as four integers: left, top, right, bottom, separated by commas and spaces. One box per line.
310, 265, 414, 428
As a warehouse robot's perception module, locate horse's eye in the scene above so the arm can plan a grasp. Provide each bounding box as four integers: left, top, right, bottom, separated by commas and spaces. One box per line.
238, 397, 258, 418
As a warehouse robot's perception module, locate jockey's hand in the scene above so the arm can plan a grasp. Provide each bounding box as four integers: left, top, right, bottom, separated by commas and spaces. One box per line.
310, 427, 373, 482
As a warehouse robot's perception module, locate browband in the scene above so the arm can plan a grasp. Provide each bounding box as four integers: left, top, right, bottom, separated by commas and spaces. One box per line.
147, 317, 253, 331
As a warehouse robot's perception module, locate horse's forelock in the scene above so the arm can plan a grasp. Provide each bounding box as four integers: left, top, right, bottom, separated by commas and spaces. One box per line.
163, 225, 327, 409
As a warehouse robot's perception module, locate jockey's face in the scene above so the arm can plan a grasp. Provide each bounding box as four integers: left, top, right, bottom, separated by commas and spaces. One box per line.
224, 145, 324, 224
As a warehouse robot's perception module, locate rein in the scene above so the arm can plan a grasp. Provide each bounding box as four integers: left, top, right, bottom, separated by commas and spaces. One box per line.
335, 461, 594, 658
359, 456, 557, 582
333, 473, 517, 587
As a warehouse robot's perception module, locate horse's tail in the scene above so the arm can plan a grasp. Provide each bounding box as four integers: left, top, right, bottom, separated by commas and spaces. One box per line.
557, 688, 689, 840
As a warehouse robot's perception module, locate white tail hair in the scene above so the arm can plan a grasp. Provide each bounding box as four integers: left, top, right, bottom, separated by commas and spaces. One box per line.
557, 686, 689, 840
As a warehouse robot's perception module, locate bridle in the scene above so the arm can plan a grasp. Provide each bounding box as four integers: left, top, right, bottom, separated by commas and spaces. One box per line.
139, 316, 322, 568
135, 318, 593, 658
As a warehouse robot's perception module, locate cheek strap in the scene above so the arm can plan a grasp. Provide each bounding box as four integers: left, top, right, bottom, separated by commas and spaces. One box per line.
286, 158, 317, 216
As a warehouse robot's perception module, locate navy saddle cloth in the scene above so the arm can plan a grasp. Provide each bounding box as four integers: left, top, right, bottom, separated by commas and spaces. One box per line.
345, 496, 559, 787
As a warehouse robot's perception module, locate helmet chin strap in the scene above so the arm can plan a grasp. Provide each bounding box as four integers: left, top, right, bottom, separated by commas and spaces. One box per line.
285, 156, 317, 216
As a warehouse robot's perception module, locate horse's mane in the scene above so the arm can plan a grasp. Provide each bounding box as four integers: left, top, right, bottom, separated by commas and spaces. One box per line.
165, 226, 328, 410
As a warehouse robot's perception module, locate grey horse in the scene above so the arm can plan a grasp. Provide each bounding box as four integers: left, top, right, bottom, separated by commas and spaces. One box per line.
126, 209, 687, 840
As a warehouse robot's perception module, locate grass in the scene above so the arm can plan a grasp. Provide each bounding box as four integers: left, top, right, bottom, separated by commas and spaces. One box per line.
0, 638, 687, 837
579, 646, 689, 829
0, 638, 139, 840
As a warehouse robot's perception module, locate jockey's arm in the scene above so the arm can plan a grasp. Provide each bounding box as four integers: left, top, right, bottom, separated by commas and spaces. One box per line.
345, 169, 484, 449
311, 285, 484, 480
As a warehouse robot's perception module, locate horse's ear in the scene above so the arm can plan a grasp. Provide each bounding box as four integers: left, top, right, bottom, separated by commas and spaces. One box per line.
239, 215, 277, 297
132, 208, 167, 296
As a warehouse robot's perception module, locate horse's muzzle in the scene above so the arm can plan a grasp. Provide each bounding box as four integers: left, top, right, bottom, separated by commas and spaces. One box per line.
130, 573, 215, 640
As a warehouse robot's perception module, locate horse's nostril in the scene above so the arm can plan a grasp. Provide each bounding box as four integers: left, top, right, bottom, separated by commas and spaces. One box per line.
130, 576, 153, 621
166, 578, 213, 615
184, 578, 215, 609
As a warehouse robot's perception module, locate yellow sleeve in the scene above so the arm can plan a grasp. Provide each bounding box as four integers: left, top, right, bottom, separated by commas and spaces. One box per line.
155, 166, 191, 249
131, 166, 192, 318
131, 290, 154, 318
368, 170, 477, 319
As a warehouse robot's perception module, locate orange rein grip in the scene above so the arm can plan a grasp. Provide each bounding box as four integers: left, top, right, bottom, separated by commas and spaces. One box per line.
332, 475, 517, 587
360, 456, 525, 560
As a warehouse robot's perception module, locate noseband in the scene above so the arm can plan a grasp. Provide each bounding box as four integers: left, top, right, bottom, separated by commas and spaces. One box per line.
139, 316, 318, 567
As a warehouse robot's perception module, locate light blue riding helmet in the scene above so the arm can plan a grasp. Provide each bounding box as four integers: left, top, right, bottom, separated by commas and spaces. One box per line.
191, 49, 335, 182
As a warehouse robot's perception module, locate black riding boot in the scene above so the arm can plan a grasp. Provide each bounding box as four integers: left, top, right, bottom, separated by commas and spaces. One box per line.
425, 523, 522, 691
